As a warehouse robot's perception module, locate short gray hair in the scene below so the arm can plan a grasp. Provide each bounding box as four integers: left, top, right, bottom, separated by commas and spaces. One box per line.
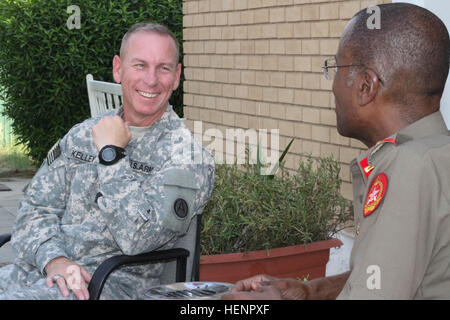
342, 3, 449, 104
120, 22, 180, 63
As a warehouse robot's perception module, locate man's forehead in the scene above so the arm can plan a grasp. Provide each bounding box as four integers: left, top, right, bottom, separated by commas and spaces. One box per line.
127, 54, 177, 66
122, 31, 178, 61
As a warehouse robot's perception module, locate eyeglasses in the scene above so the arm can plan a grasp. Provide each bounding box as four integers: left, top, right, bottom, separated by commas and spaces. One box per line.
322, 57, 363, 80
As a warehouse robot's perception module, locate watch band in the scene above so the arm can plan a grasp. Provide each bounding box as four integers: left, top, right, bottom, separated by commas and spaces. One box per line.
99, 145, 126, 166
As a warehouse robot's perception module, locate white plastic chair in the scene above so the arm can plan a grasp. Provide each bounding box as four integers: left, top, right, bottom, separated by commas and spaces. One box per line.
86, 74, 123, 117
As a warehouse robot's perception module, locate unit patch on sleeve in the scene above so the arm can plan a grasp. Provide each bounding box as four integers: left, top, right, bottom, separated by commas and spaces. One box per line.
47, 140, 61, 166
363, 173, 388, 217
173, 198, 189, 219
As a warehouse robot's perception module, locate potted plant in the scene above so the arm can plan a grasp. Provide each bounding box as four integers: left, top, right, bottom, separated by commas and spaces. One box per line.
199, 145, 353, 283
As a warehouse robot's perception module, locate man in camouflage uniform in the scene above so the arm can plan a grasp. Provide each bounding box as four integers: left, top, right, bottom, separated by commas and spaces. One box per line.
0, 23, 214, 299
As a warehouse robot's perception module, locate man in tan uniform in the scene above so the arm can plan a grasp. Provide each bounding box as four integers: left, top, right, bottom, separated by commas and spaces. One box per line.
223, 3, 450, 299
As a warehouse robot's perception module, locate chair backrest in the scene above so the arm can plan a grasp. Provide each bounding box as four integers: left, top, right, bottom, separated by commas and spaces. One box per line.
160, 214, 202, 283
86, 74, 123, 117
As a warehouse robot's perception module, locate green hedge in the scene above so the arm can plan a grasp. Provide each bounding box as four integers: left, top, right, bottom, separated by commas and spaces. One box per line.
0, 0, 183, 163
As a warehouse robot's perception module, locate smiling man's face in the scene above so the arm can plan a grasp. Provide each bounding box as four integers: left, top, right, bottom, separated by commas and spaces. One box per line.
113, 31, 181, 126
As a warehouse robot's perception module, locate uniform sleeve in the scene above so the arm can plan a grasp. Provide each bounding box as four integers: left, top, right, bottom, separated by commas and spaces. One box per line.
96, 154, 215, 256
11, 136, 71, 275
339, 151, 440, 299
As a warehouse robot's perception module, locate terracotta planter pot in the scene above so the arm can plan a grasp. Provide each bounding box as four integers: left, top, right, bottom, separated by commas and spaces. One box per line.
199, 238, 343, 284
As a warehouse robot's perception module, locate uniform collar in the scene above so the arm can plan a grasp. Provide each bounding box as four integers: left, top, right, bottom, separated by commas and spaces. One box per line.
395, 111, 449, 145
115, 104, 173, 127
355, 111, 448, 180
354, 137, 396, 180
115, 104, 176, 147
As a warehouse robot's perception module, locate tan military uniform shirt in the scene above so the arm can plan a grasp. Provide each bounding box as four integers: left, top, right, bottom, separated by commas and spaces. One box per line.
337, 111, 450, 299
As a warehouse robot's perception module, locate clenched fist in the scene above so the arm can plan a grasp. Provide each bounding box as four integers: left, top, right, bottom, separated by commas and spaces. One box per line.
92, 115, 131, 151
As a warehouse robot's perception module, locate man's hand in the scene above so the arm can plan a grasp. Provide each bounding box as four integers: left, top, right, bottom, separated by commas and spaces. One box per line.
222, 274, 309, 300
222, 274, 280, 300
223, 272, 351, 300
222, 284, 283, 300
92, 115, 131, 151
45, 257, 92, 300
230, 274, 278, 293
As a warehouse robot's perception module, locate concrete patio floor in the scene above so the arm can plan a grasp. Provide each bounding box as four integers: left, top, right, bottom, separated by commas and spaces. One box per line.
0, 177, 30, 265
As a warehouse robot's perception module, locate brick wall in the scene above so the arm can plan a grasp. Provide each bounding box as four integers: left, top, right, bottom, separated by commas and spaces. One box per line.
182, 0, 391, 200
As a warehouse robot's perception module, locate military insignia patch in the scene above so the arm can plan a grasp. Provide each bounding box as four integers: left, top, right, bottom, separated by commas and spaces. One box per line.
71, 150, 96, 163
174, 198, 189, 219
363, 173, 388, 217
47, 140, 61, 166
129, 159, 153, 174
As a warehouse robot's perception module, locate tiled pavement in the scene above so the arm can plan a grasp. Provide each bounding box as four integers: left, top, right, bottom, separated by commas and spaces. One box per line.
0, 178, 30, 265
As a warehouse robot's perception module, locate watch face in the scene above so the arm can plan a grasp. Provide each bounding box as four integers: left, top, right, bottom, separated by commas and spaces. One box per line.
102, 147, 117, 162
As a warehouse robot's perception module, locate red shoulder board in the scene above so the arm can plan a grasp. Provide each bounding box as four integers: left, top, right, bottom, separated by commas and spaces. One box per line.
363, 173, 388, 217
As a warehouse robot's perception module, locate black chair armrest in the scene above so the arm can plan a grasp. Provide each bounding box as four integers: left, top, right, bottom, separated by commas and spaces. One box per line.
88, 248, 190, 300
0, 233, 11, 248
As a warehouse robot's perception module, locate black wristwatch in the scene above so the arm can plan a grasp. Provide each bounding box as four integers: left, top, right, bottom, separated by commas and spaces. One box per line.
98, 145, 126, 166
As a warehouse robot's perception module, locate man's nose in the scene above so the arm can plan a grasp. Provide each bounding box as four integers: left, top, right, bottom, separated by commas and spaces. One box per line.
144, 68, 158, 86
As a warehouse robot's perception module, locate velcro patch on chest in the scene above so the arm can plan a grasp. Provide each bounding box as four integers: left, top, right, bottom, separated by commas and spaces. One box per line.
129, 159, 153, 174
71, 149, 96, 163
363, 173, 388, 217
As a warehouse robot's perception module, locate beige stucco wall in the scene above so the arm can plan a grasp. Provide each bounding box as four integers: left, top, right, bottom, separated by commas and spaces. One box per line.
182, 0, 391, 199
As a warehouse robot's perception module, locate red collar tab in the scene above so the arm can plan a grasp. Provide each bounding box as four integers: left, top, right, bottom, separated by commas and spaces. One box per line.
360, 157, 374, 179
369, 137, 398, 161
372, 138, 397, 152
380, 138, 397, 145
360, 138, 396, 180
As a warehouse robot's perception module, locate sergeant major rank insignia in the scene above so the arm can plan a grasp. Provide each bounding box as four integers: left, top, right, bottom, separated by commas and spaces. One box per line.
47, 140, 61, 166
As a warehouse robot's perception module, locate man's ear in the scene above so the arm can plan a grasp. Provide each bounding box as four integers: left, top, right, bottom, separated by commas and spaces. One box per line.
357, 69, 381, 106
172, 63, 182, 91
112, 55, 122, 84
